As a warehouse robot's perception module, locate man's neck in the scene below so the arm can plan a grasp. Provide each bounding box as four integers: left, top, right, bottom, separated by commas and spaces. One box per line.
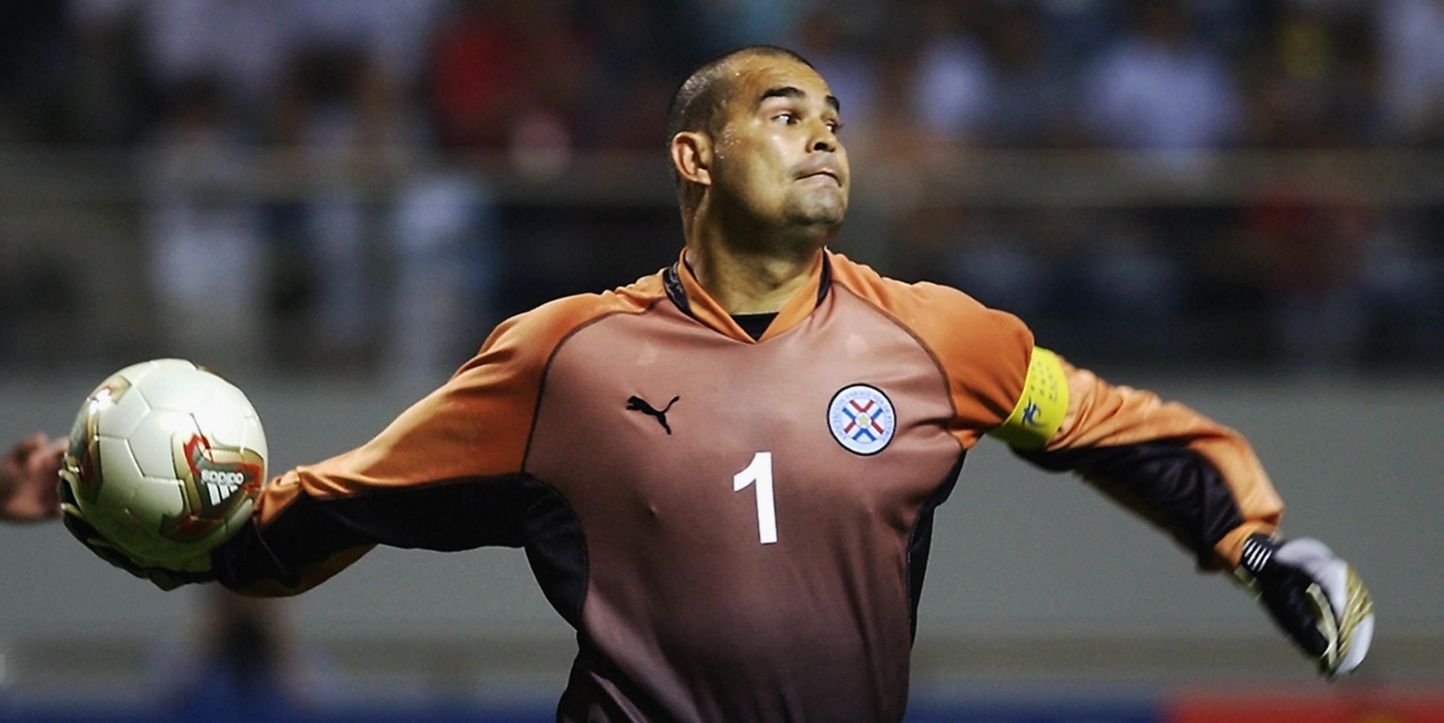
684, 238, 822, 314
684, 203, 831, 314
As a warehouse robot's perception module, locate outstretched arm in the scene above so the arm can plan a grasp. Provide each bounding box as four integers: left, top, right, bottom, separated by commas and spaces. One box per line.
990, 347, 1373, 677
999, 351, 1282, 569
0, 434, 63, 521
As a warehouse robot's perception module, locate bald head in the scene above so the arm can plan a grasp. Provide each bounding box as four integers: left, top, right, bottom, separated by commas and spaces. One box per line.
666, 45, 848, 243
666, 46, 818, 184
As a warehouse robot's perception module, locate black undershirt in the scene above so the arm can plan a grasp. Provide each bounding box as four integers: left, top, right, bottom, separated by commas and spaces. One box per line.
732, 313, 778, 341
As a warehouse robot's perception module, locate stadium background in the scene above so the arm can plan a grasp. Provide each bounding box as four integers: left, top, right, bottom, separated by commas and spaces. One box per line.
1, 0, 1441, 721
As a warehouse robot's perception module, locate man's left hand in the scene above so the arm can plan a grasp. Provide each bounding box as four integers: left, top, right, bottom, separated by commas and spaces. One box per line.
1237, 533, 1375, 678
0, 434, 64, 522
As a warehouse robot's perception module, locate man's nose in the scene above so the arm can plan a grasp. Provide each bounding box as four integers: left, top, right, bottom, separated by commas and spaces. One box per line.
809, 121, 837, 152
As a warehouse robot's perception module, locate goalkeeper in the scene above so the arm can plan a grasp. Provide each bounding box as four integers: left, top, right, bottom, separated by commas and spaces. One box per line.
9, 45, 1372, 720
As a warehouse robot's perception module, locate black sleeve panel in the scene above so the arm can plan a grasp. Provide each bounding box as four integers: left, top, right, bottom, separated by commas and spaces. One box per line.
905, 453, 966, 641
521, 478, 588, 628
1015, 440, 1246, 568
214, 476, 532, 592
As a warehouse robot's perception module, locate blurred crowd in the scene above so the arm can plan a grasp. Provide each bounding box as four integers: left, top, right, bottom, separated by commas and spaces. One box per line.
2, 0, 1443, 376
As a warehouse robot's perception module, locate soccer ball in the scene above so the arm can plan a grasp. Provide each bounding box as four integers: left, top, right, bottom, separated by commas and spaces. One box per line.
60, 359, 267, 568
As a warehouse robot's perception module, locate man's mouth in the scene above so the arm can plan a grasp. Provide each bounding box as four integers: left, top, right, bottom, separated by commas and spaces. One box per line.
798, 170, 841, 185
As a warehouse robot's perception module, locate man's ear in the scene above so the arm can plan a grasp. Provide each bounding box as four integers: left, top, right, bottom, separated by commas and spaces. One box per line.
670, 131, 712, 187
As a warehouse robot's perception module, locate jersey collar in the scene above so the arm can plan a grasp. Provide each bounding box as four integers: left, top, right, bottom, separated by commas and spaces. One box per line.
664, 248, 833, 343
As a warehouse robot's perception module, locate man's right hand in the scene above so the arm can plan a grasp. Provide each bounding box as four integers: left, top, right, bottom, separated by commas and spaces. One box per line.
57, 474, 213, 591
0, 434, 64, 521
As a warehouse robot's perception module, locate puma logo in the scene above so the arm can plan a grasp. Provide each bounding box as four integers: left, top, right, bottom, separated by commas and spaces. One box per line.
627, 395, 680, 435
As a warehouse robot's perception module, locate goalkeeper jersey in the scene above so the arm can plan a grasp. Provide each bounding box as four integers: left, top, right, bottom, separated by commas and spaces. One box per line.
213, 249, 1283, 722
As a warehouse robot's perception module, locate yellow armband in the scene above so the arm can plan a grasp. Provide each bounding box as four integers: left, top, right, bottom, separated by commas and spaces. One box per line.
989, 347, 1069, 449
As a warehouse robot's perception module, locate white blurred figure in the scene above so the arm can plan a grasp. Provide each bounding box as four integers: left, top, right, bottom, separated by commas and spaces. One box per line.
386, 173, 498, 393
275, 1, 446, 368
145, 76, 265, 367
138, 0, 297, 118
1377, 0, 1444, 141
273, 45, 403, 367
291, 0, 447, 91
1082, 0, 1241, 175
981, 3, 1071, 147
908, 1, 993, 145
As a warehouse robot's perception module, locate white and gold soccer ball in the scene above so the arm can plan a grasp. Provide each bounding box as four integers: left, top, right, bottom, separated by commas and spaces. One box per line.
59, 359, 267, 568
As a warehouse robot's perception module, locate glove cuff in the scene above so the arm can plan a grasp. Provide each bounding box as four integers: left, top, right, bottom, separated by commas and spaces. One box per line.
1234, 532, 1284, 590
1239, 533, 1280, 576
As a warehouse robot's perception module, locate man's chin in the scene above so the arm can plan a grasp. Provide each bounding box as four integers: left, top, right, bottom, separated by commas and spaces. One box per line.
785, 199, 848, 230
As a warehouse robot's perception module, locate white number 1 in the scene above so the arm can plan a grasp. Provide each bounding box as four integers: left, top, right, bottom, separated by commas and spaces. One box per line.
732, 452, 777, 544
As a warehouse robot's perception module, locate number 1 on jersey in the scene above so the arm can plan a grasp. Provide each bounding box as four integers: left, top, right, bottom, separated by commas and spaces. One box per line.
733, 452, 777, 544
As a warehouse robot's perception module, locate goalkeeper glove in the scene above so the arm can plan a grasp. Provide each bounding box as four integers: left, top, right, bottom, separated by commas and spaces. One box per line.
57, 475, 213, 591
1236, 533, 1374, 677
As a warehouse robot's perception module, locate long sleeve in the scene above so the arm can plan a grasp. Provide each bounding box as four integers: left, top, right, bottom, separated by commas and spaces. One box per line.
210, 283, 661, 596
1006, 353, 1284, 569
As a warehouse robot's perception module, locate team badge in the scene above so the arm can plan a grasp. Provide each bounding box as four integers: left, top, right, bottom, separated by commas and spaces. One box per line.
827, 384, 896, 456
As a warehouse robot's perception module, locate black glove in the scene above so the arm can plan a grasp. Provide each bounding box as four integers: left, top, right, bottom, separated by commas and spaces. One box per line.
1236, 533, 1374, 677
57, 476, 213, 591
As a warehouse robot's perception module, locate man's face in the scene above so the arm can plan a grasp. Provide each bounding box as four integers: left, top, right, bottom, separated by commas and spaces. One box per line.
708, 57, 849, 233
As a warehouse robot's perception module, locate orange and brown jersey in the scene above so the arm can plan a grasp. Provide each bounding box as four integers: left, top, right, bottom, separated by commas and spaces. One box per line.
212, 249, 1283, 722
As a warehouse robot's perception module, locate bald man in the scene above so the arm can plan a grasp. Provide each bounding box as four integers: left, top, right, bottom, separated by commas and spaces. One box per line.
44, 46, 1371, 722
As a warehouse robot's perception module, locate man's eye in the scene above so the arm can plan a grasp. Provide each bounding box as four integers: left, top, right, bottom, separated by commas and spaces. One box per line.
773, 112, 796, 125
827, 120, 843, 133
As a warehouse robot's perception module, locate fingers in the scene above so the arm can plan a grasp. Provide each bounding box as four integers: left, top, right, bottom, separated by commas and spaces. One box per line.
8, 434, 51, 464
1259, 565, 1330, 657
3, 438, 32, 470
1240, 534, 1375, 678
0, 433, 65, 521
18, 433, 46, 454
29, 440, 64, 513
1270, 537, 1375, 678
60, 498, 212, 590
1321, 566, 1375, 678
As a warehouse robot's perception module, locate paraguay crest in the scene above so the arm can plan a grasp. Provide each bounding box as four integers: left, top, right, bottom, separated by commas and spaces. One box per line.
827, 384, 896, 456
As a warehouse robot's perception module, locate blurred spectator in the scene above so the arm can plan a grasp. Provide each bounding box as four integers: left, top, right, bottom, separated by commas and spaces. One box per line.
585, 0, 689, 150
906, 2, 993, 146
1, 1, 1442, 372
430, 0, 529, 151
386, 173, 500, 393
927, 209, 1059, 322
1032, 0, 1122, 76
1082, 0, 1242, 168
430, 0, 597, 166
139, 0, 296, 124
1235, 180, 1376, 366
1359, 220, 1444, 362
977, 3, 1072, 148
291, 0, 446, 96
1377, 0, 1444, 143
1239, 5, 1380, 148
153, 586, 330, 720
681, 0, 811, 58
145, 75, 265, 367
66, 0, 149, 144
265, 46, 408, 368
0, 1, 69, 142
801, 7, 884, 130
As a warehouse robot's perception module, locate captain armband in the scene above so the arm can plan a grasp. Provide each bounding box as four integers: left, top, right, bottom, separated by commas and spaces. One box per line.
988, 347, 1069, 450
